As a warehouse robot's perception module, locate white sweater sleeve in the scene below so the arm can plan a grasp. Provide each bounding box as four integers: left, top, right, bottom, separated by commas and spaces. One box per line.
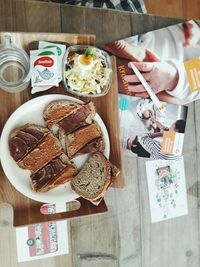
166, 59, 200, 104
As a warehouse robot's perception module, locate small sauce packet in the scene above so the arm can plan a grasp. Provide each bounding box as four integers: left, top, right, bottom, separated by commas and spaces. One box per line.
39, 41, 66, 82
30, 48, 58, 87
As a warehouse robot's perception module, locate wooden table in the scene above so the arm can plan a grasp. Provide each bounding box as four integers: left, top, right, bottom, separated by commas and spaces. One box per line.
0, 1, 199, 267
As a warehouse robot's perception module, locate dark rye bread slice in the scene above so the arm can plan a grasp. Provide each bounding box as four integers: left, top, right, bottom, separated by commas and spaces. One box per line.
43, 99, 82, 129
18, 132, 62, 173
9, 124, 48, 162
71, 153, 119, 205
58, 101, 96, 135
59, 128, 105, 155
65, 122, 104, 158
31, 154, 77, 192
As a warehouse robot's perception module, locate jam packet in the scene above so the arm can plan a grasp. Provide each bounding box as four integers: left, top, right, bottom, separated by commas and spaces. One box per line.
30, 48, 58, 88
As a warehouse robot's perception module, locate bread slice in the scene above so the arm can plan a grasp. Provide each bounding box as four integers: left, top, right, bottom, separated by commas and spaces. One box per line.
65, 122, 103, 158
89, 163, 120, 205
58, 101, 96, 135
9, 124, 49, 162
31, 154, 77, 192
59, 127, 105, 156
18, 132, 62, 173
71, 152, 119, 205
43, 99, 82, 129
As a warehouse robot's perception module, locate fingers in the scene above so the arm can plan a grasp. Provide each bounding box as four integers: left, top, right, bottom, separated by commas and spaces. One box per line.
127, 83, 150, 97
128, 84, 146, 93
135, 92, 150, 98
101, 41, 146, 62
128, 61, 154, 72
124, 74, 140, 83
124, 73, 150, 83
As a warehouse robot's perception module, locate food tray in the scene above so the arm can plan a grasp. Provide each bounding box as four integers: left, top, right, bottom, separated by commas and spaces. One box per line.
0, 32, 123, 226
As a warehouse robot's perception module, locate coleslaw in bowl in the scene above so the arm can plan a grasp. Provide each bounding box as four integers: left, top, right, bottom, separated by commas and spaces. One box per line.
62, 45, 112, 97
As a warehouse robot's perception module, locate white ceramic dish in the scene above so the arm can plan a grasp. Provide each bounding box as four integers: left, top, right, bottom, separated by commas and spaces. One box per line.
0, 94, 110, 204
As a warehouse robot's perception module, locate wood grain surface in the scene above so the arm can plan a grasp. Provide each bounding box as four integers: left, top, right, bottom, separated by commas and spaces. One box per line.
0, 1, 200, 267
145, 0, 200, 19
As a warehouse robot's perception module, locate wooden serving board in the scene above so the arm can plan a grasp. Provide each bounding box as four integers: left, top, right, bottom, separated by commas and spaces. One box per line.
0, 32, 123, 227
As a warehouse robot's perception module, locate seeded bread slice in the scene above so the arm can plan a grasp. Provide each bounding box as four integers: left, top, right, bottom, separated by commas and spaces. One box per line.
31, 154, 77, 192
71, 152, 119, 204
89, 163, 120, 205
9, 124, 49, 162
58, 101, 96, 135
65, 122, 103, 158
43, 99, 82, 129
18, 132, 63, 173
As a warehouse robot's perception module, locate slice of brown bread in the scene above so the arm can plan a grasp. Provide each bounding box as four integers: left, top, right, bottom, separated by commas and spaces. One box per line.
18, 132, 62, 173
43, 99, 82, 129
31, 154, 77, 192
58, 101, 96, 135
65, 122, 103, 158
71, 152, 119, 204
9, 124, 49, 162
89, 164, 120, 205
59, 127, 105, 156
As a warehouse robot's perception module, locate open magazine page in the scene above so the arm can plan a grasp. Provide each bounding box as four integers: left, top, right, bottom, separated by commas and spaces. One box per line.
119, 94, 188, 159
102, 20, 200, 105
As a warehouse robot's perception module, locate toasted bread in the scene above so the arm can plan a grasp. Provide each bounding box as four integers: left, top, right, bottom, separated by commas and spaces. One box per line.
43, 99, 82, 129
65, 122, 103, 158
18, 132, 63, 173
31, 154, 77, 192
9, 124, 49, 162
58, 101, 96, 135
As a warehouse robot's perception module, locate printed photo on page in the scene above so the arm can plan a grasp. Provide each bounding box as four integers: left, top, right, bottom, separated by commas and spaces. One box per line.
101, 20, 200, 105
145, 157, 188, 223
119, 94, 188, 159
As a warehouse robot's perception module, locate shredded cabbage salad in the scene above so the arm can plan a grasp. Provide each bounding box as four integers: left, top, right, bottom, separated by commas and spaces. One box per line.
65, 49, 111, 95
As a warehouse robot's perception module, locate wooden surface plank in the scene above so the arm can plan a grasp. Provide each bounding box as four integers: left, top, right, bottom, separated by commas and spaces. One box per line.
130, 13, 183, 35
61, 4, 132, 45
24, 0, 61, 32
137, 103, 200, 267
145, 0, 200, 19
70, 212, 120, 267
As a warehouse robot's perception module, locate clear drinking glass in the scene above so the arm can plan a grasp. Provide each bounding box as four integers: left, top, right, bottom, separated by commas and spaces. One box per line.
0, 32, 30, 93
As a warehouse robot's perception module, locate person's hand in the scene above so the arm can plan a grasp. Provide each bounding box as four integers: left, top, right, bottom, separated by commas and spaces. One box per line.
124, 61, 179, 98
101, 40, 160, 62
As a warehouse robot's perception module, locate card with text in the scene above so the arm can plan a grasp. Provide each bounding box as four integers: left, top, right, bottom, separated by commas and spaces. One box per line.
16, 203, 69, 262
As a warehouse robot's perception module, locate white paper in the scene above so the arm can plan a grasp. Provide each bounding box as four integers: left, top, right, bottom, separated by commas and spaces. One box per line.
16, 203, 69, 262
30, 48, 59, 87
145, 157, 188, 223
39, 41, 66, 81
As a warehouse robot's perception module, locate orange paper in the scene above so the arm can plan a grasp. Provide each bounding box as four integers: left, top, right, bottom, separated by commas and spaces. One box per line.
184, 57, 200, 92
161, 131, 176, 154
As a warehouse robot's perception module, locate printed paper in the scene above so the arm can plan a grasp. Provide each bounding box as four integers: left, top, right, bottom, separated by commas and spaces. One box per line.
119, 94, 187, 159
145, 157, 188, 223
102, 20, 200, 105
184, 57, 200, 92
16, 203, 69, 262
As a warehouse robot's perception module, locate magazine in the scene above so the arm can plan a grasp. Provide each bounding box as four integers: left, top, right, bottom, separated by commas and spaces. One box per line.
119, 94, 188, 159
102, 20, 200, 105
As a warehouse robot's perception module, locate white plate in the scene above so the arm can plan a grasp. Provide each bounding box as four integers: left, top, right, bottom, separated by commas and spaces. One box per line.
0, 94, 110, 204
